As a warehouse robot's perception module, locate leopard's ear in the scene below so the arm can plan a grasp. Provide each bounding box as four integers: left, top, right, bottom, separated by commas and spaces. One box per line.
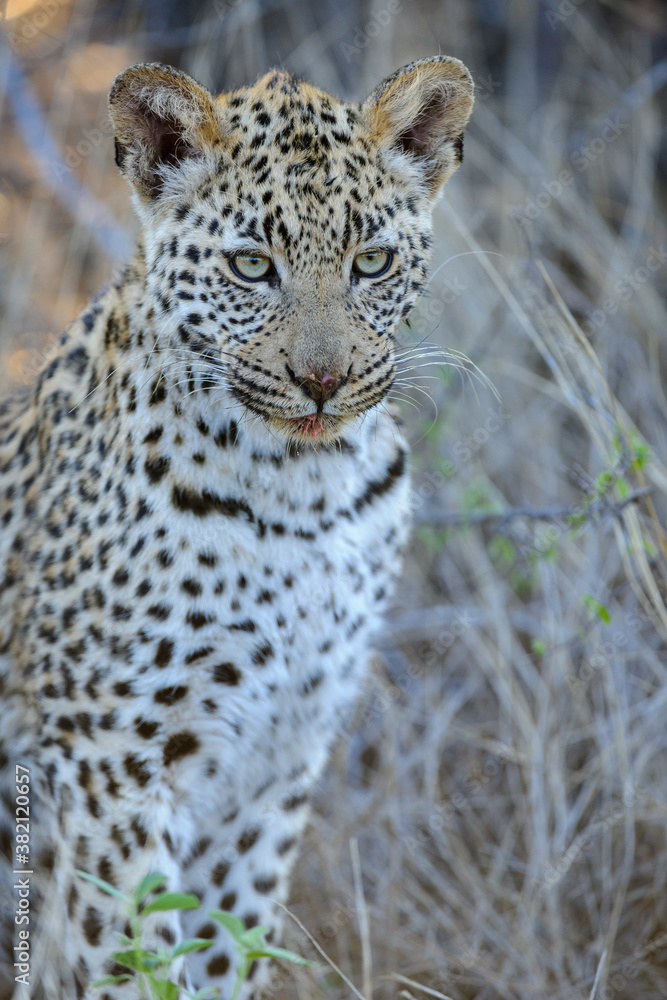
108, 63, 220, 200
363, 56, 474, 196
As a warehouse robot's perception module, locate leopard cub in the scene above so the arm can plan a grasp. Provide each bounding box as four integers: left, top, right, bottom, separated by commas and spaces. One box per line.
0, 55, 473, 998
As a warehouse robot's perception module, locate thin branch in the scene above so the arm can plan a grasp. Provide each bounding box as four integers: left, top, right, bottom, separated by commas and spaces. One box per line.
383, 974, 457, 1000
350, 839, 373, 1000
415, 488, 650, 530
275, 902, 368, 1000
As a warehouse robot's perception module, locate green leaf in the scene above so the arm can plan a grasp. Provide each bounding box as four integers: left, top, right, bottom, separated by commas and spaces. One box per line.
76, 870, 128, 902
112, 950, 160, 973
91, 975, 133, 987
643, 538, 657, 557
531, 638, 546, 658
238, 926, 271, 950
632, 439, 651, 469
142, 892, 201, 914
416, 525, 450, 554
594, 470, 614, 494
235, 924, 315, 967
488, 534, 516, 568
171, 938, 214, 958
133, 873, 169, 903
462, 481, 493, 512
208, 910, 246, 940
508, 570, 533, 597
150, 979, 180, 1000
582, 594, 611, 624
246, 945, 315, 966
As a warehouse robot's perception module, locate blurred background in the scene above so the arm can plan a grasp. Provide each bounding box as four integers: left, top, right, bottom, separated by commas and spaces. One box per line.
1, 1, 667, 997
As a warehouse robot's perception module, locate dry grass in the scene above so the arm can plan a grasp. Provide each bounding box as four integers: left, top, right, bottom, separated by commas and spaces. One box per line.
1, 1, 666, 998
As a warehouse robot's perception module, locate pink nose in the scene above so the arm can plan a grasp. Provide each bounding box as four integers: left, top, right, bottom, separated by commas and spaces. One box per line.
301, 372, 342, 403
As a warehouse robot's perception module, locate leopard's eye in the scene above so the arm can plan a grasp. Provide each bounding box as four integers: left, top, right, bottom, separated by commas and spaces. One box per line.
230, 253, 273, 281
352, 250, 392, 277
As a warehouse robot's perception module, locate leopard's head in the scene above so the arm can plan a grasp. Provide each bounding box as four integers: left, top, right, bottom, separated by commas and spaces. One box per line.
109, 58, 473, 445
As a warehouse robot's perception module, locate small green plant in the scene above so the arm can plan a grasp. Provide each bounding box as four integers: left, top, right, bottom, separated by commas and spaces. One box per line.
76, 871, 313, 1000
488, 533, 517, 568
582, 593, 612, 624
609, 428, 651, 474
207, 911, 314, 1000
416, 524, 452, 553
461, 479, 498, 513
531, 637, 547, 658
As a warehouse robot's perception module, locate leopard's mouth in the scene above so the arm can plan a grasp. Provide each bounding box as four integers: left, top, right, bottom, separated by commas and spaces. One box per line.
270, 410, 351, 445
286, 412, 328, 439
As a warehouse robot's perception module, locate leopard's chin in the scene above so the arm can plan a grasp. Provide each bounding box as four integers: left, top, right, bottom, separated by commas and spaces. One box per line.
269, 411, 354, 446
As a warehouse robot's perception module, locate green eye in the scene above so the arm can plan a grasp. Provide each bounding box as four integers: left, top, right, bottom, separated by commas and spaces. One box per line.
352, 250, 392, 277
230, 253, 273, 281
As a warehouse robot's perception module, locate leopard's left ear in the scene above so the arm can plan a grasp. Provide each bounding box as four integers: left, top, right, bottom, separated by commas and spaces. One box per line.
362, 56, 474, 196
108, 62, 220, 200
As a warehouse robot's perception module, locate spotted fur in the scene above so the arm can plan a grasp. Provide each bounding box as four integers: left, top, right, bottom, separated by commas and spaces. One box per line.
0, 57, 473, 998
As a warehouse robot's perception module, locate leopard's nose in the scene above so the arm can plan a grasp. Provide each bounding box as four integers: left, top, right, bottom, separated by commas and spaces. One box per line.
296, 371, 343, 403
304, 372, 341, 403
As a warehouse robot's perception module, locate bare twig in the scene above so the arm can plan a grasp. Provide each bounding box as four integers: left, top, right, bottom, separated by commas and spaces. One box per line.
588, 948, 608, 1000
384, 974, 457, 1000
415, 488, 650, 530
275, 902, 368, 1000
350, 839, 373, 1000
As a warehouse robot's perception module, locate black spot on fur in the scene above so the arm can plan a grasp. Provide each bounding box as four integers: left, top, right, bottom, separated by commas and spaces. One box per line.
206, 953, 230, 976
154, 685, 188, 705
353, 449, 406, 513
83, 906, 103, 946
124, 754, 152, 787
144, 455, 171, 483
154, 638, 174, 667
163, 731, 200, 765
172, 485, 254, 521
237, 827, 260, 854
212, 662, 241, 685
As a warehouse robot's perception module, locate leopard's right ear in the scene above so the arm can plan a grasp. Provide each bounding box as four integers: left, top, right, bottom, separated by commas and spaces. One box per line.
108, 63, 220, 200
363, 56, 474, 197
